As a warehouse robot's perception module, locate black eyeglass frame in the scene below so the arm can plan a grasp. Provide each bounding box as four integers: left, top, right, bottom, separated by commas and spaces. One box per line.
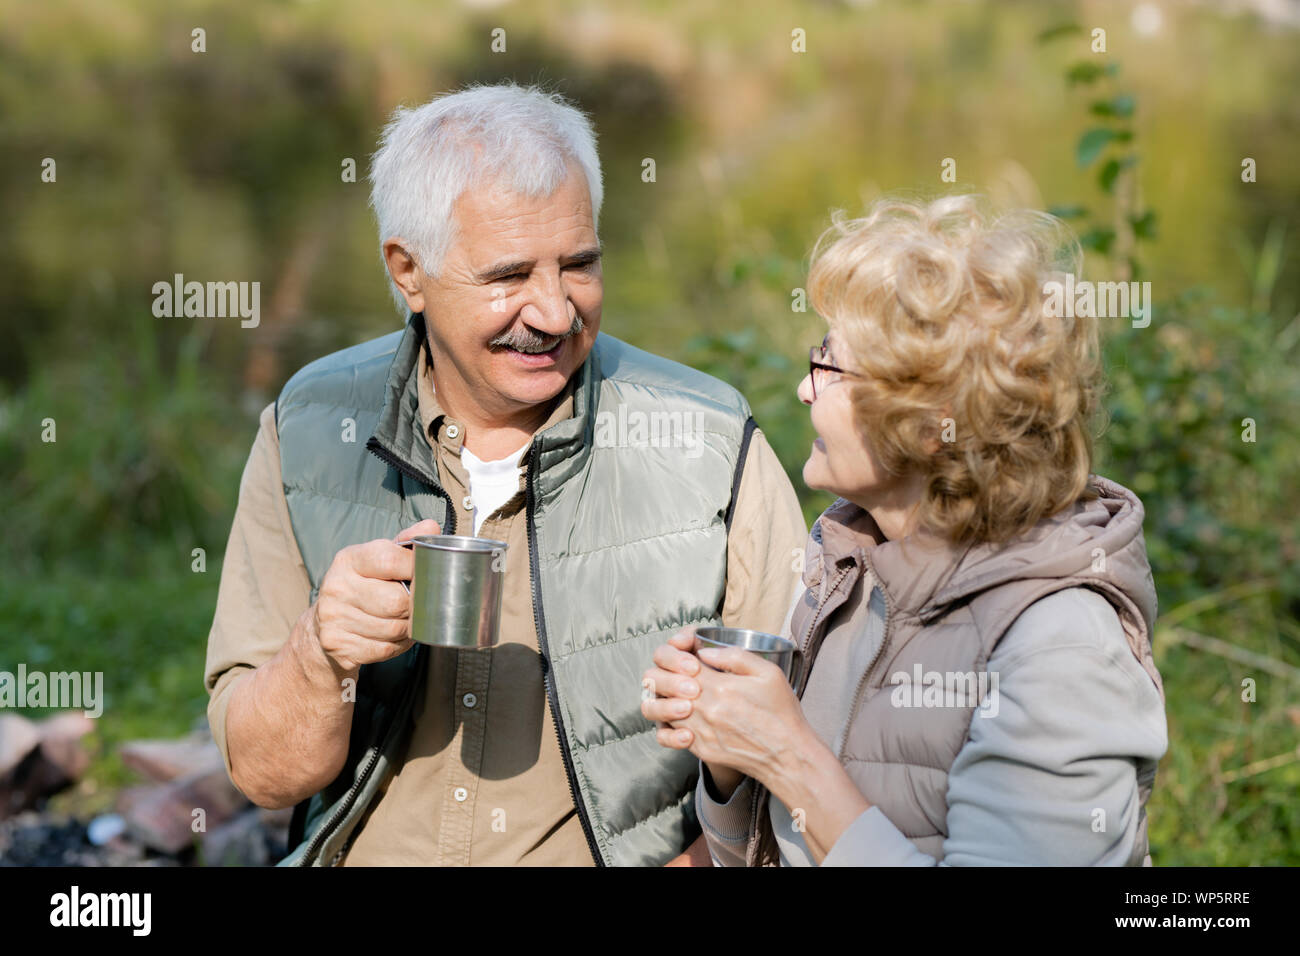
808, 333, 865, 400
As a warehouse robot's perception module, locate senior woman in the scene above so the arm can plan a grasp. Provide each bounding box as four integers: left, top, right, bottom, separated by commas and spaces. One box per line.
642, 194, 1168, 866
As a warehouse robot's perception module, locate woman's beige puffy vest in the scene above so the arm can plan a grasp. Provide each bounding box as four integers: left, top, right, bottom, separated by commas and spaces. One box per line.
746, 478, 1165, 866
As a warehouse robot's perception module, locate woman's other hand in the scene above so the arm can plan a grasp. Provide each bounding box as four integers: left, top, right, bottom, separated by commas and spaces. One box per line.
642, 627, 745, 798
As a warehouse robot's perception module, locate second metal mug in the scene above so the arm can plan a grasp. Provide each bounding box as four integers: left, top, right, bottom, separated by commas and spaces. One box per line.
693, 626, 802, 686
399, 535, 506, 649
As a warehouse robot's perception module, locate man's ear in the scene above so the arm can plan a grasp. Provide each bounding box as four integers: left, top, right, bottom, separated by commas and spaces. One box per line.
382, 238, 426, 314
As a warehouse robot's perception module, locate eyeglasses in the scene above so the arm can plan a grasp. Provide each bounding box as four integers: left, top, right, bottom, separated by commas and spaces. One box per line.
808, 333, 864, 400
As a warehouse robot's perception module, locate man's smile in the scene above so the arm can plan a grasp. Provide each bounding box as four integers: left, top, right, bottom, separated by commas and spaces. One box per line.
498, 338, 565, 366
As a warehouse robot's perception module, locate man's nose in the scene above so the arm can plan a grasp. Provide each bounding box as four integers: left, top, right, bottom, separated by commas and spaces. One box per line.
518, 270, 576, 336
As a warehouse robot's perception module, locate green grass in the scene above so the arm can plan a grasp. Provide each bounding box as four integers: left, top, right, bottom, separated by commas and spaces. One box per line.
0, 546, 221, 818
1148, 614, 1300, 865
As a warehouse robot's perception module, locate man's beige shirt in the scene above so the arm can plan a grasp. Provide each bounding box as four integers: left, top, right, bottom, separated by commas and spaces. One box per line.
204, 343, 807, 866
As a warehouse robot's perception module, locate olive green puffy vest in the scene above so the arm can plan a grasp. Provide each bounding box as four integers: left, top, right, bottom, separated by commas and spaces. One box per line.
273, 314, 755, 866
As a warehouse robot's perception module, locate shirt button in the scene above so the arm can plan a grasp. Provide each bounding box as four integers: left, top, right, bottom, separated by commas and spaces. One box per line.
462, 693, 478, 709
446, 423, 460, 440
462, 495, 473, 510
453, 786, 468, 803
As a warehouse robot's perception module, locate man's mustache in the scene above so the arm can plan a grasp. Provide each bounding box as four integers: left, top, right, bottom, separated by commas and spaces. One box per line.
488, 313, 586, 353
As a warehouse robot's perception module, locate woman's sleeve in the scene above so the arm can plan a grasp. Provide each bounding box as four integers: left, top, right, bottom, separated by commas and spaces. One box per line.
821, 588, 1168, 866
692, 574, 807, 867
694, 763, 756, 867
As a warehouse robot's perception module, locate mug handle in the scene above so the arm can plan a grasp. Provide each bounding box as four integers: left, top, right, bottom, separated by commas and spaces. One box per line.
395, 538, 414, 594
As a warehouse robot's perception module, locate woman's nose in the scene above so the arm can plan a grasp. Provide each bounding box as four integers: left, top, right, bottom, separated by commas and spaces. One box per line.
797, 371, 814, 406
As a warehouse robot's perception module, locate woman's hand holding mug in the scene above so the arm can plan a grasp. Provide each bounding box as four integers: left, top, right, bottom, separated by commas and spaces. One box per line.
642, 626, 813, 801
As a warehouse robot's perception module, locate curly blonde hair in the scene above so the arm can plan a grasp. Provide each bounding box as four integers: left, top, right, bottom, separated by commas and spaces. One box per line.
807, 193, 1103, 546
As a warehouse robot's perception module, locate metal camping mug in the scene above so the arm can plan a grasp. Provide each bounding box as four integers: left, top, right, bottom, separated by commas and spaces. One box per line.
397, 535, 507, 649
693, 626, 802, 686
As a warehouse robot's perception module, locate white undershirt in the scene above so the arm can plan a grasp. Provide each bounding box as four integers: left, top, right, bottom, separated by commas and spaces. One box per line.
460, 441, 528, 536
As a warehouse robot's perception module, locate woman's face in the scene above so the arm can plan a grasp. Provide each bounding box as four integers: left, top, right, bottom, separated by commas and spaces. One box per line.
797, 329, 907, 511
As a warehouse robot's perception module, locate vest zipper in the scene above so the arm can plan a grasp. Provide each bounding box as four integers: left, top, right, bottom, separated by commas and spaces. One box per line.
297, 728, 380, 866
525, 449, 605, 866
836, 560, 895, 761
295, 642, 429, 866
794, 564, 854, 687
294, 439, 457, 866
365, 437, 459, 533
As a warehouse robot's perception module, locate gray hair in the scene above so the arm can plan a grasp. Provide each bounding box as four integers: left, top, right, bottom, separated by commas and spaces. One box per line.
368, 82, 604, 317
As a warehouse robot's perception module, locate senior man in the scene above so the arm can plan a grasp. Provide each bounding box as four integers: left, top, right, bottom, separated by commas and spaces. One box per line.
203, 82, 806, 867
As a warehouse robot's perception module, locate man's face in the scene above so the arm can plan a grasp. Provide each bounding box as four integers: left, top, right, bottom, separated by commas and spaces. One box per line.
387, 162, 603, 420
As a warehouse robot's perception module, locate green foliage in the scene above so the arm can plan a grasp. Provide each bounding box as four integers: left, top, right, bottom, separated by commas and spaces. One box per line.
1078, 226, 1117, 255
1064, 60, 1118, 85
683, 328, 831, 526
1041, 24, 1152, 280
1097, 293, 1300, 609
1076, 127, 1132, 169
0, 315, 249, 575
1099, 155, 1137, 194
1035, 23, 1084, 44
1090, 94, 1136, 119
